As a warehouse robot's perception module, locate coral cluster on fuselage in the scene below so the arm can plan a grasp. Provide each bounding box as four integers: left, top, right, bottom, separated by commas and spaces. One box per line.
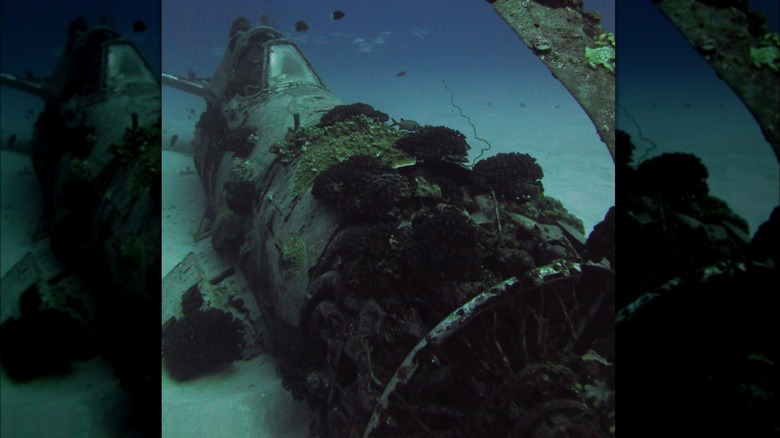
471, 152, 544, 201
272, 103, 612, 437
317, 102, 390, 128
312, 154, 412, 220
393, 126, 470, 164
162, 307, 245, 381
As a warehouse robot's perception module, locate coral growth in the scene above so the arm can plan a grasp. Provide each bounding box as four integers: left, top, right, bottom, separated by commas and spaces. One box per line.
404, 204, 487, 280
196, 104, 227, 133
317, 103, 390, 128
281, 125, 608, 438
224, 179, 256, 213
749, 206, 779, 265
223, 126, 258, 158
634, 151, 749, 234
615, 129, 636, 167
280, 236, 308, 277
211, 208, 243, 254
585, 206, 615, 267
162, 308, 245, 381
472, 152, 544, 202
637, 152, 709, 203
269, 115, 410, 194
224, 157, 257, 213
181, 285, 204, 317
1, 305, 94, 381
394, 126, 470, 164
617, 130, 750, 308
584, 34, 615, 73
749, 45, 779, 72
324, 224, 399, 293
312, 154, 412, 220
517, 196, 585, 234
108, 121, 161, 196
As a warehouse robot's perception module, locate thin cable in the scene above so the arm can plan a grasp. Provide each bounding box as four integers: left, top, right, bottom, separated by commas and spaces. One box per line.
617, 102, 657, 163
442, 79, 492, 167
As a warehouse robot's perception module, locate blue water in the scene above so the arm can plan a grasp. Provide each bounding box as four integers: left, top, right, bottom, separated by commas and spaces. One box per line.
162, 0, 617, 234
0, 0, 617, 233
1, 0, 160, 75
158, 4, 616, 435
617, 0, 780, 235
6, 0, 778, 436
0, 0, 161, 150
0, 3, 162, 435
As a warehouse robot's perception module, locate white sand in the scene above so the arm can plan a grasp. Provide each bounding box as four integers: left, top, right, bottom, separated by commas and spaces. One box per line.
0, 151, 42, 277
161, 151, 204, 277
0, 79, 614, 438
1, 151, 135, 437
0, 151, 312, 437
0, 358, 135, 438
162, 356, 311, 438
161, 150, 313, 436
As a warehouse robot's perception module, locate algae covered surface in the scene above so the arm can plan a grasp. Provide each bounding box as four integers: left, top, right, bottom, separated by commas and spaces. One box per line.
109, 121, 162, 196
270, 115, 414, 195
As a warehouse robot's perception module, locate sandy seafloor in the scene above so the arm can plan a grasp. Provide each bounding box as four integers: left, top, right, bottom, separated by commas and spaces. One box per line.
617, 0, 779, 235
159, 67, 618, 435
158, 35, 624, 435
2, 1, 777, 437
160, 149, 312, 437
0, 147, 138, 436
618, 88, 778, 236
157, 3, 618, 430
0, 0, 616, 434
0, 74, 618, 438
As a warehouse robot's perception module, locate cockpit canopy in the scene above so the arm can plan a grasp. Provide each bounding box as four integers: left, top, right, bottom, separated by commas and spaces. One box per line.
53, 26, 158, 100
216, 26, 324, 99
266, 44, 320, 88
105, 43, 158, 88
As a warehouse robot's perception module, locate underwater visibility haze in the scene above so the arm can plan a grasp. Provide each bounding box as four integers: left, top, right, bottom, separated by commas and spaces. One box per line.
160, 0, 616, 436
1, 0, 161, 436
617, 0, 779, 235
162, 0, 616, 237
616, 0, 779, 435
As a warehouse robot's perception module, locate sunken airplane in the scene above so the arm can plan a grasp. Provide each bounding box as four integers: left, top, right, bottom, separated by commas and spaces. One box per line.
0, 18, 160, 434
162, 18, 614, 437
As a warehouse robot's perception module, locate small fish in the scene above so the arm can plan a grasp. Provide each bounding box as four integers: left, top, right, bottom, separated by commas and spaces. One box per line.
390, 118, 421, 131
170, 134, 179, 147
187, 68, 196, 80
332, 10, 345, 20
391, 157, 417, 169
8, 134, 16, 148
395, 71, 407, 77
133, 20, 147, 32
24, 69, 34, 80
294, 20, 309, 32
